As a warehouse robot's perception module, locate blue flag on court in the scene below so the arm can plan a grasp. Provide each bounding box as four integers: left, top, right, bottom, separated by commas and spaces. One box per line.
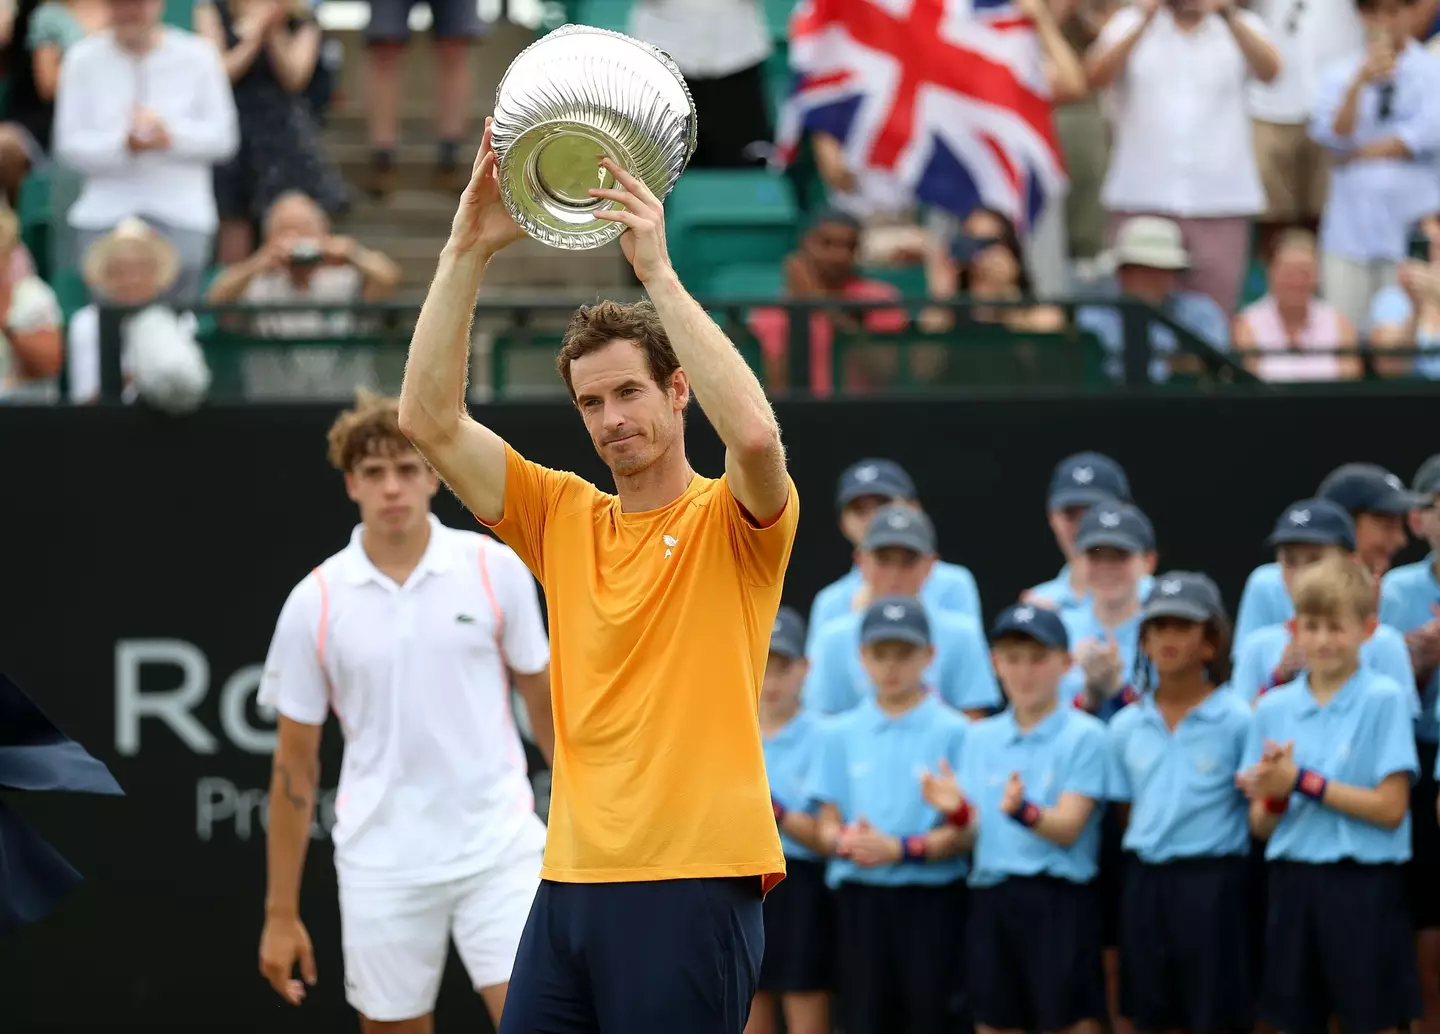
0, 672, 123, 933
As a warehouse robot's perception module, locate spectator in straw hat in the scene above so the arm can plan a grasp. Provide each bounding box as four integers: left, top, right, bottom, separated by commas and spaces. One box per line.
67, 216, 205, 405
1076, 216, 1231, 383
0, 202, 63, 402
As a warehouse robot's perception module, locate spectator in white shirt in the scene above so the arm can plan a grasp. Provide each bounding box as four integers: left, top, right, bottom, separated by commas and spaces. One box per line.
1086, 0, 1282, 315
1247, 0, 1364, 259
629, 0, 772, 167
53, 0, 239, 302
0, 203, 63, 402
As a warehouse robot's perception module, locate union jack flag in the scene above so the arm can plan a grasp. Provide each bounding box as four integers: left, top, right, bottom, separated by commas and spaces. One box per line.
773, 0, 1068, 234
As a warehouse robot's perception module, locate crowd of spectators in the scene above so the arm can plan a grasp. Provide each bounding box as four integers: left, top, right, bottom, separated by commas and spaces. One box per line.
747, 449, 1440, 1034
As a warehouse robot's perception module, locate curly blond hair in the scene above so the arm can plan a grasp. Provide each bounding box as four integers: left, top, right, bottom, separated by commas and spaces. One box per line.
325, 389, 415, 472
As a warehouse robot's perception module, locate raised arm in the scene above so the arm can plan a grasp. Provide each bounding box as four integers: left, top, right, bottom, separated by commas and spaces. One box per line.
398, 120, 528, 525
589, 158, 789, 523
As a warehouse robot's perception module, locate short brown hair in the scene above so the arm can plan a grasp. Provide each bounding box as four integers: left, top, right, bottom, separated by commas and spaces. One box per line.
555, 300, 681, 400
1291, 554, 1377, 623
325, 389, 415, 471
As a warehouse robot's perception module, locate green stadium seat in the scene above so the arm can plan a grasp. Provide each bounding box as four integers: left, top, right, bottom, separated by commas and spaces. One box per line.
765, 47, 791, 121
666, 170, 799, 285
764, 0, 795, 40
574, 0, 630, 31
51, 267, 88, 321
862, 264, 928, 299
705, 263, 784, 301
833, 326, 1109, 391
18, 166, 53, 277
163, 0, 193, 28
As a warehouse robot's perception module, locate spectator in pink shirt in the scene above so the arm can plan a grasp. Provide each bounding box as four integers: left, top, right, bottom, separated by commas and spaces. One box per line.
749, 208, 906, 396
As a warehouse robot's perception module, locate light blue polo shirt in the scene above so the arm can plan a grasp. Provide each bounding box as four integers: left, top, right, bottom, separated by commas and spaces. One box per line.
1059, 605, 1144, 717
1243, 669, 1418, 864
1232, 622, 1420, 719
764, 710, 825, 861
1234, 563, 1292, 656
807, 694, 969, 888
1027, 567, 1155, 615
1381, 555, 1440, 743
804, 608, 1001, 715
806, 561, 982, 653
958, 704, 1111, 887
1108, 688, 1252, 863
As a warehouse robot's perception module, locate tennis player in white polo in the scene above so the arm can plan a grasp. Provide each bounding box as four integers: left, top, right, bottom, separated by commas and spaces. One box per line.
257, 390, 553, 1033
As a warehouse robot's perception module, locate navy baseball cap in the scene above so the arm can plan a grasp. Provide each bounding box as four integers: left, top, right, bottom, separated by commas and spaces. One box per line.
1413, 454, 1440, 499
860, 596, 931, 648
1141, 571, 1226, 625
1265, 498, 1356, 551
1318, 463, 1425, 515
769, 606, 806, 659
991, 603, 1069, 649
1048, 451, 1131, 510
836, 459, 916, 509
862, 504, 936, 555
1074, 502, 1155, 554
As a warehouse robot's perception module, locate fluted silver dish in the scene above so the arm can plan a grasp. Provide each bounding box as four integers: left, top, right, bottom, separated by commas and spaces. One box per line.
489, 24, 698, 251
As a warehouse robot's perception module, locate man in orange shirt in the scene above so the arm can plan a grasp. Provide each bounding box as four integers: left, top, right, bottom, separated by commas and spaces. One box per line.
398, 120, 800, 1034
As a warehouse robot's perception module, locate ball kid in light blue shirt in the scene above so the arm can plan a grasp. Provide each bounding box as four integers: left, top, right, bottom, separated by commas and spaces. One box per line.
1233, 463, 1424, 653
807, 458, 980, 653
1059, 502, 1157, 722
1239, 560, 1418, 865
762, 607, 828, 862
809, 596, 971, 889
804, 504, 1000, 717
923, 604, 1111, 888
1234, 499, 1418, 716
1109, 573, 1253, 864
1380, 454, 1440, 746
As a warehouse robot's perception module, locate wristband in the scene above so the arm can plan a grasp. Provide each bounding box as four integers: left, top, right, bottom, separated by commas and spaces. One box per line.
1119, 684, 1139, 706
772, 799, 786, 822
944, 799, 973, 828
1296, 768, 1328, 802
1013, 801, 1042, 828
1264, 796, 1289, 815
901, 835, 928, 863
1071, 692, 1092, 713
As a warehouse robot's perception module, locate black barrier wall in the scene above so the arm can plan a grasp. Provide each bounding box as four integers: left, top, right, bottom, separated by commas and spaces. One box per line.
3, 391, 1438, 1030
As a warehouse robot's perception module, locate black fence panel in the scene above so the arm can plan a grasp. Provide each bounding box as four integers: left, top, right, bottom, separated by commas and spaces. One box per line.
2, 390, 1436, 1030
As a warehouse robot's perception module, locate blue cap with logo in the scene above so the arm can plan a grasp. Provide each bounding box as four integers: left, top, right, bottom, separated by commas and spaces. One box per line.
1318, 462, 1425, 515
862, 504, 937, 555
1141, 571, 1227, 625
1048, 451, 1131, 510
769, 606, 806, 659
1265, 497, 1356, 551
860, 596, 932, 648
1413, 454, 1440, 500
1074, 502, 1155, 554
991, 603, 1069, 649
836, 459, 916, 510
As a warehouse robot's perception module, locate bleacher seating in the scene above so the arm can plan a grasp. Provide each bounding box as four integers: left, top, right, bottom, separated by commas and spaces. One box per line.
666, 170, 800, 293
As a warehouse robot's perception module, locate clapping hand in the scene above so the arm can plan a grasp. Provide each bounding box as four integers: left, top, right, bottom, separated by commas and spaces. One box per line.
999, 771, 1026, 818
919, 759, 965, 816
1236, 740, 1297, 800
843, 817, 902, 867
1077, 635, 1124, 696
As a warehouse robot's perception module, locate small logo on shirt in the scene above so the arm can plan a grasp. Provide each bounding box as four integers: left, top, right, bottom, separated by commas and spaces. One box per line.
1287, 508, 1311, 527
1072, 466, 1094, 485
1098, 509, 1121, 528
663, 534, 679, 559
456, 613, 476, 624
850, 762, 873, 778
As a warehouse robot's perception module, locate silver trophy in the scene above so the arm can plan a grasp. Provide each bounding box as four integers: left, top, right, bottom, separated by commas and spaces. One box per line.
489, 24, 698, 251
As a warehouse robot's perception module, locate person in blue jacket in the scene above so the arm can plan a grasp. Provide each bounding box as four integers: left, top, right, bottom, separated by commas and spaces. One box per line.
1234, 463, 1422, 651
1239, 554, 1420, 1034
805, 504, 1000, 718
810, 596, 972, 1034
807, 458, 980, 652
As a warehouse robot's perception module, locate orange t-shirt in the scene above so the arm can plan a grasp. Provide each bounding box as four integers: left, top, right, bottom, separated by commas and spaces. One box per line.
484, 443, 800, 892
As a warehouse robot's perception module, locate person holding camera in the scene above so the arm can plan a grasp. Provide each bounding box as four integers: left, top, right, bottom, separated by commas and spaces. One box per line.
204, 191, 400, 398
1369, 214, 1440, 378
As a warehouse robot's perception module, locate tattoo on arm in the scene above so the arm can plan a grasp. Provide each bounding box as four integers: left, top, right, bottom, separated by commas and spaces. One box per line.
276, 761, 316, 810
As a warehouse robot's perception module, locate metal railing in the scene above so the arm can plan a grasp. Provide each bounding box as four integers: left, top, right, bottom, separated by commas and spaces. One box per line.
85, 295, 1440, 403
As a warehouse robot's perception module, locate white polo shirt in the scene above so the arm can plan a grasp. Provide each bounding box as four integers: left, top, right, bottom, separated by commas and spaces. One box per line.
259, 516, 550, 887
1098, 7, 1270, 218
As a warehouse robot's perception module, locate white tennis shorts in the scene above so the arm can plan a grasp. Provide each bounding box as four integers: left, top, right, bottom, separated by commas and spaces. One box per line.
338, 849, 542, 1022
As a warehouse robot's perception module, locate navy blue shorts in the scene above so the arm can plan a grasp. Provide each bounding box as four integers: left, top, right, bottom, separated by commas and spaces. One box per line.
758, 858, 834, 994
1097, 808, 1126, 949
1120, 855, 1252, 1034
497, 877, 764, 1034
1408, 740, 1440, 930
1260, 862, 1421, 1034
835, 880, 968, 1034
967, 876, 1107, 1032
